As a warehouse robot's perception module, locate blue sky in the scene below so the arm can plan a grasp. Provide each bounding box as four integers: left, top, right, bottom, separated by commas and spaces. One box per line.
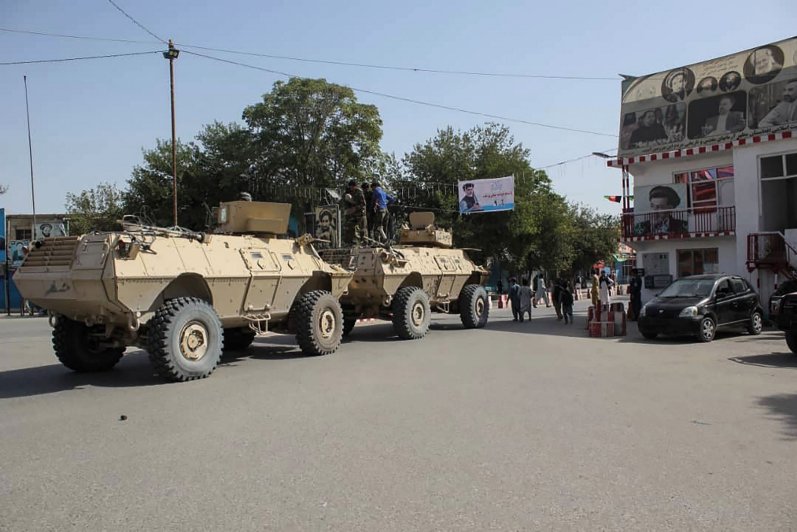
1, 0, 795, 217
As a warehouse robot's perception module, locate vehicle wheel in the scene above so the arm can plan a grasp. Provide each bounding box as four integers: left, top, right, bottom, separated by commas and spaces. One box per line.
786, 332, 797, 354
747, 311, 763, 336
640, 330, 658, 340
698, 316, 716, 343
223, 327, 256, 351
392, 286, 431, 340
459, 284, 489, 329
294, 290, 343, 355
52, 317, 124, 372
148, 297, 223, 382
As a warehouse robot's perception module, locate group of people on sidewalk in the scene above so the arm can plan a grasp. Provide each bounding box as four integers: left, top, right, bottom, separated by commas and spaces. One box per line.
506, 276, 575, 324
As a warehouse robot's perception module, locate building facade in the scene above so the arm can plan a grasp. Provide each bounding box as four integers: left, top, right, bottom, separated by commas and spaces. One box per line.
609, 37, 797, 312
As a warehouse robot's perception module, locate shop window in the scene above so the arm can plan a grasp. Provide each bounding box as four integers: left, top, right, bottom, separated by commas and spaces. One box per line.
674, 165, 734, 212
677, 248, 718, 277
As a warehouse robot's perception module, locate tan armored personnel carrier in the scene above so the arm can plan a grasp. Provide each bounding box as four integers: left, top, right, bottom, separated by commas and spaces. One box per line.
14, 201, 352, 382
320, 211, 489, 339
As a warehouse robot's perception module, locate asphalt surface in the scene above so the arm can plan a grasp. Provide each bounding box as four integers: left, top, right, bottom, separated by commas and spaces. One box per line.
1, 299, 797, 531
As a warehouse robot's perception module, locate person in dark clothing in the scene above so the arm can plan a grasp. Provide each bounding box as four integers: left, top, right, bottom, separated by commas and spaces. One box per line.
629, 269, 643, 321
362, 182, 374, 239
551, 278, 564, 320
561, 282, 575, 324
496, 279, 504, 295
508, 277, 521, 322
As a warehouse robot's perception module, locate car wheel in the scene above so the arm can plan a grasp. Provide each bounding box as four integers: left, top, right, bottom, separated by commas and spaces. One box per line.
747, 311, 763, 336
698, 316, 716, 343
786, 332, 797, 355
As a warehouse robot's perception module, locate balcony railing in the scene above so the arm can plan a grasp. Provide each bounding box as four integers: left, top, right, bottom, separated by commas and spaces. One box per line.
622, 206, 735, 240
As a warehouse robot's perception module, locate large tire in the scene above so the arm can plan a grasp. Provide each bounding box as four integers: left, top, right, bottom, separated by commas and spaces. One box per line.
392, 286, 431, 340
459, 284, 489, 329
223, 327, 256, 351
786, 332, 797, 355
52, 317, 124, 372
747, 311, 763, 335
147, 297, 223, 382
698, 316, 716, 343
294, 291, 343, 355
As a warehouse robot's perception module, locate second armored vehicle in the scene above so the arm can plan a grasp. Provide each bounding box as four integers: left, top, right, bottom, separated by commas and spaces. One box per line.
320, 211, 489, 339
14, 201, 353, 382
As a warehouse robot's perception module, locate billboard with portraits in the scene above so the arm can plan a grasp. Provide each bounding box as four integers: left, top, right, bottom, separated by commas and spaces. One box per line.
457, 176, 514, 214
34, 220, 67, 240
619, 37, 797, 157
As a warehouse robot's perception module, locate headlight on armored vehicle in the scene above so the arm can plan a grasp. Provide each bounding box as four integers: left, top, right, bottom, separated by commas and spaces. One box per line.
679, 306, 698, 318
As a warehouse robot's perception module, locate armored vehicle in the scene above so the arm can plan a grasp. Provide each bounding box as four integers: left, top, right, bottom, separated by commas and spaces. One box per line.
320, 211, 489, 339
14, 201, 353, 382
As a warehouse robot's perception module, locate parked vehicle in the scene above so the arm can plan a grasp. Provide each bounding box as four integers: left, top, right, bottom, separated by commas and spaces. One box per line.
771, 288, 797, 354
638, 274, 764, 342
768, 278, 797, 321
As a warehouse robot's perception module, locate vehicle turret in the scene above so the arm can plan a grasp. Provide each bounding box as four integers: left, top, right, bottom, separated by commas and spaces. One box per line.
398, 211, 453, 248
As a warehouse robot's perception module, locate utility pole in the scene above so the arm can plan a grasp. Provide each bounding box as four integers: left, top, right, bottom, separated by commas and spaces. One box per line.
23, 76, 37, 235
163, 40, 180, 227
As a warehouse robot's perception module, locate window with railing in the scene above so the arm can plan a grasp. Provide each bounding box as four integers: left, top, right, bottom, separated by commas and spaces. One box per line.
674, 165, 735, 213
622, 206, 735, 238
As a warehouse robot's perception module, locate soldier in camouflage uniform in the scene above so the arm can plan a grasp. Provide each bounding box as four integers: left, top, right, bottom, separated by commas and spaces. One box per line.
342, 180, 368, 245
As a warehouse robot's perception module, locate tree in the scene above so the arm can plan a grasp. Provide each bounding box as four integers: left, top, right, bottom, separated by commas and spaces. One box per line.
402, 123, 572, 273
568, 205, 620, 276
243, 78, 384, 190
65, 182, 125, 234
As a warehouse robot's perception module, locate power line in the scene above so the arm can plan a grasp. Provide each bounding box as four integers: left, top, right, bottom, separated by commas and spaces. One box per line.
0, 50, 162, 66
0, 26, 158, 45
105, 0, 166, 44
538, 148, 617, 169
176, 43, 619, 81
0, 27, 618, 81
182, 50, 618, 138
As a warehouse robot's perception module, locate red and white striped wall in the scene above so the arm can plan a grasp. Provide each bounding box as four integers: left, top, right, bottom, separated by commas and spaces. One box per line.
607, 130, 795, 168
623, 230, 735, 243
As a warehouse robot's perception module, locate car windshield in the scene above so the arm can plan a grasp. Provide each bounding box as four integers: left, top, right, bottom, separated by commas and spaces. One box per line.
658, 278, 715, 298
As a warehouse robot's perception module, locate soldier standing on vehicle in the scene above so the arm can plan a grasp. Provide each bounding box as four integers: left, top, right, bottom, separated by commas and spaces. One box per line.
362, 182, 374, 239
371, 181, 396, 243
342, 180, 368, 245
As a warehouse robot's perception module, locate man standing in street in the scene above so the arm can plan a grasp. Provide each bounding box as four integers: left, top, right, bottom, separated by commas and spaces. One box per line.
629, 269, 643, 321
508, 277, 521, 322
342, 180, 368, 246
371, 181, 395, 243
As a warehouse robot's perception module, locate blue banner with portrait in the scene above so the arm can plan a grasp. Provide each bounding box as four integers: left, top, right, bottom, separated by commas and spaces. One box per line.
457, 176, 515, 214
0, 208, 5, 264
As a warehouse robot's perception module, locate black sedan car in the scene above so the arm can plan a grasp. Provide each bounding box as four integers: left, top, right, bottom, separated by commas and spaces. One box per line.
638, 274, 764, 342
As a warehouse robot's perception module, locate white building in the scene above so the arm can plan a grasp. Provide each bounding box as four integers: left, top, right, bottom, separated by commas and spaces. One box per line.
608, 37, 797, 312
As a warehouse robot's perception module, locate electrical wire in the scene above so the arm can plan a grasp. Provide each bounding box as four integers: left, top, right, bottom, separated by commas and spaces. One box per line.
176, 42, 619, 81
537, 148, 617, 169
105, 0, 166, 44
182, 50, 618, 138
0, 50, 162, 66
0, 27, 159, 45
0, 27, 618, 81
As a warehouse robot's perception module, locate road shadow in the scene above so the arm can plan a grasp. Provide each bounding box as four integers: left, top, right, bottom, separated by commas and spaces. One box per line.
729, 353, 797, 369
756, 393, 797, 440
221, 334, 307, 362
0, 350, 164, 399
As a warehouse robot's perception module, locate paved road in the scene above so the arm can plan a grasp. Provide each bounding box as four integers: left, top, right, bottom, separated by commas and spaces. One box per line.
1, 300, 796, 530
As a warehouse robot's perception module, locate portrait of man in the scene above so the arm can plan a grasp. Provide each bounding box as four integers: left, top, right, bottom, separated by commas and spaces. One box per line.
758, 79, 797, 128
702, 95, 746, 136
39, 223, 52, 238
744, 45, 784, 84
719, 71, 742, 92
629, 110, 667, 148
459, 183, 482, 213
662, 68, 695, 102
696, 77, 718, 95
11, 241, 27, 263
314, 207, 337, 247
634, 186, 688, 236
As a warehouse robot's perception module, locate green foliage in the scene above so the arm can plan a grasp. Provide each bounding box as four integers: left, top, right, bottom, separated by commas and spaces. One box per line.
568, 205, 620, 275
243, 78, 383, 190
64, 182, 124, 234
